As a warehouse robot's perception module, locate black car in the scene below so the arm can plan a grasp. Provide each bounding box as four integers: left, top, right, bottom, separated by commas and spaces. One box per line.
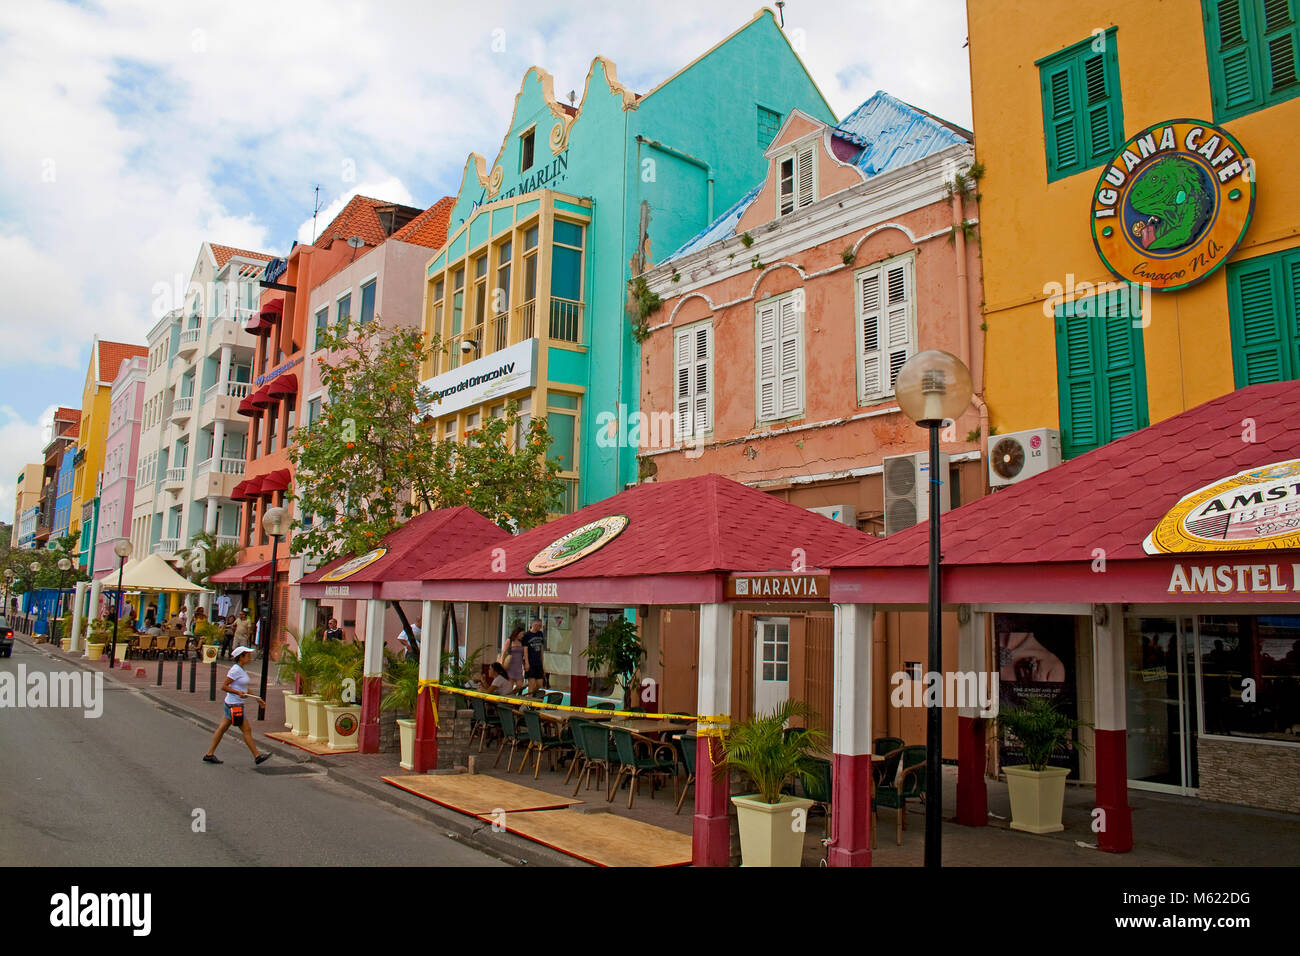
0, 615, 13, 657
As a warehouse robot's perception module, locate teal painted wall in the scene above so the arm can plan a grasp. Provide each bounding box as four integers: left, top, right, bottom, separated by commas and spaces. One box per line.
441, 10, 833, 509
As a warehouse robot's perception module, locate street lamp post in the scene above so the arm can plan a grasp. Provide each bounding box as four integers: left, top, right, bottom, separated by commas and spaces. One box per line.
107, 540, 133, 670
3, 568, 14, 614
53, 557, 72, 641
30, 562, 42, 635
259, 506, 287, 721
894, 349, 972, 870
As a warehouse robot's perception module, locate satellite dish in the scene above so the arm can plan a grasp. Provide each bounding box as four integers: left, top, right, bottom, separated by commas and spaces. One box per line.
346, 236, 365, 249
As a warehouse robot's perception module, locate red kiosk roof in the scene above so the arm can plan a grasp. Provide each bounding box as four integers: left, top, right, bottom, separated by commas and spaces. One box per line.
299, 506, 509, 599
429, 473, 872, 584
833, 381, 1300, 570
210, 560, 272, 584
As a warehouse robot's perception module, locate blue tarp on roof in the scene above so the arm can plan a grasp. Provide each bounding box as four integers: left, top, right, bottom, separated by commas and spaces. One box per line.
661, 92, 970, 263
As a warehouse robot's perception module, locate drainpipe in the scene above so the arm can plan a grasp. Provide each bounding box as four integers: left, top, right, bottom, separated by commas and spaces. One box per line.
634, 135, 714, 222
952, 185, 990, 496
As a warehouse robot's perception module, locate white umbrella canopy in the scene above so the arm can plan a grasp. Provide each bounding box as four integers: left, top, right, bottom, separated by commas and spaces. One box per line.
116, 553, 209, 594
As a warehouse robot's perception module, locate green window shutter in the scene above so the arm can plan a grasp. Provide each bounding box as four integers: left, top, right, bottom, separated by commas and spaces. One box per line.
1100, 292, 1148, 441
1055, 305, 1100, 457
1055, 292, 1148, 458
1228, 255, 1292, 384
1038, 30, 1123, 182
1263, 0, 1300, 93
1204, 0, 1300, 119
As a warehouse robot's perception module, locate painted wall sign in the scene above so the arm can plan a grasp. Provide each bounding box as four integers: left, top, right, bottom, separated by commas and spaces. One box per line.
505, 581, 561, 598
319, 548, 388, 582
726, 574, 829, 601
1167, 563, 1300, 594
1144, 459, 1300, 554
255, 355, 303, 387
418, 337, 537, 419
526, 515, 629, 575
323, 585, 350, 597
1091, 119, 1254, 292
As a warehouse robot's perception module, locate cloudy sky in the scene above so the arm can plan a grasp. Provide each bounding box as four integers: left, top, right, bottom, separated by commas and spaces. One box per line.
0, 0, 972, 524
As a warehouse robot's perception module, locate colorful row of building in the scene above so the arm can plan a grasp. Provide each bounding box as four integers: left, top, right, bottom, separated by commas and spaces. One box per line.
12, 3, 1300, 826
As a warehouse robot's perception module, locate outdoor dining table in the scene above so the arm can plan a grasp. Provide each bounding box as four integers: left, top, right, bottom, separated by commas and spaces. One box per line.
595, 718, 695, 736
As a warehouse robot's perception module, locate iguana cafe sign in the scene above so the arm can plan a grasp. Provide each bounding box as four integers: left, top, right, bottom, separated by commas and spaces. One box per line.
1091, 119, 1255, 291
726, 573, 829, 601
1145, 459, 1300, 554
319, 548, 388, 582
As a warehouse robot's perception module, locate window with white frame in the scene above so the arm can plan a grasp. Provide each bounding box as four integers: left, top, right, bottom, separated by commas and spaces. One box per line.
856, 253, 916, 402
674, 320, 713, 441
777, 142, 816, 216
756, 292, 804, 422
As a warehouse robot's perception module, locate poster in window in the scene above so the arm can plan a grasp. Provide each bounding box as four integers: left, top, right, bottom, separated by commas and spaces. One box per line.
995, 613, 1080, 777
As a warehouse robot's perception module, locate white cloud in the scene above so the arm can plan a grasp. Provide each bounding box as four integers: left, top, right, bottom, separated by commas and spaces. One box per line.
0, 404, 55, 529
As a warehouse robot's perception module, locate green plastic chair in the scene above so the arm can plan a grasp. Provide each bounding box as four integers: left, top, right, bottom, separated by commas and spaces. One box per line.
873, 736, 906, 788
469, 697, 496, 752
520, 708, 573, 778
674, 734, 698, 814
607, 727, 677, 809
873, 745, 927, 846
492, 704, 528, 770
800, 756, 834, 841
544, 692, 564, 705
592, 702, 616, 710
563, 717, 591, 788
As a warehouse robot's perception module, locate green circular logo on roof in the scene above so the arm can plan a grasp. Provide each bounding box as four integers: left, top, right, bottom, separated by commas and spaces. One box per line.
527, 516, 629, 575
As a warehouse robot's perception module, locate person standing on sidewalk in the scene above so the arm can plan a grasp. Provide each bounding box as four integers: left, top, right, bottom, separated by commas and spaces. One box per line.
524, 618, 547, 696
203, 646, 270, 765
230, 608, 252, 660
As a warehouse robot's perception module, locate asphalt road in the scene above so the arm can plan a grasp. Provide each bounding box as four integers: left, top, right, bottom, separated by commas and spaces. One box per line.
0, 640, 502, 866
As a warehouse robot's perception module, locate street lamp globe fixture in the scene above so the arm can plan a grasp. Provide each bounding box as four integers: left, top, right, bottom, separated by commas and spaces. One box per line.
895, 349, 973, 426
4, 569, 13, 580
114, 539, 134, 559
30, 562, 40, 574
57, 557, 71, 572
263, 506, 287, 538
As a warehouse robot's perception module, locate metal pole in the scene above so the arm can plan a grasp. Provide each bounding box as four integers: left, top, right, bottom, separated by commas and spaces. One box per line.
189, 656, 197, 693
258, 534, 278, 720
108, 557, 124, 670
157, 656, 164, 686
176, 659, 183, 690
209, 660, 217, 701
925, 422, 942, 868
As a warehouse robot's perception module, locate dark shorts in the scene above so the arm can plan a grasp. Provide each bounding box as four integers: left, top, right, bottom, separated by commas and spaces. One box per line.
224, 702, 245, 726
525, 659, 545, 679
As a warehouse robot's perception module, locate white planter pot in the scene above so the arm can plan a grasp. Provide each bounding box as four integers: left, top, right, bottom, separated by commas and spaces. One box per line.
291, 695, 316, 736
325, 703, 362, 751
397, 718, 417, 770
283, 692, 303, 731
1004, 765, 1070, 834
305, 696, 329, 743
731, 794, 815, 867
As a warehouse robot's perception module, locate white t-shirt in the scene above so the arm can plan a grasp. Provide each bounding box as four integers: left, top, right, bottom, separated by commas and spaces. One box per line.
225, 663, 250, 705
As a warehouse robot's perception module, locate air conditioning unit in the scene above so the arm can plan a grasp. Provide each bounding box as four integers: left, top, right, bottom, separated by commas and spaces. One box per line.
988, 428, 1061, 488
808, 504, 857, 526
882, 452, 950, 535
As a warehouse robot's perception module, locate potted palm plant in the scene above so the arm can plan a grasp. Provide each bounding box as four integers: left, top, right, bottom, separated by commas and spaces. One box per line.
999, 697, 1089, 834
720, 700, 826, 867
299, 636, 331, 740
381, 655, 419, 770
195, 621, 223, 663
320, 641, 364, 751
85, 617, 111, 661
277, 628, 320, 734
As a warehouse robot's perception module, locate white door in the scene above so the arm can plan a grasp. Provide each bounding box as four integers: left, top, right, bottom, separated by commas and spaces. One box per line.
753, 618, 791, 716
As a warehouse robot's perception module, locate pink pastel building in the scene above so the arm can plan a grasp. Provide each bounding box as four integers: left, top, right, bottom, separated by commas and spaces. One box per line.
93, 356, 148, 580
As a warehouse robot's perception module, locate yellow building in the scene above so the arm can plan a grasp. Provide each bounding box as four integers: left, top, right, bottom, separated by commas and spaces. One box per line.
969, 0, 1300, 453
73, 337, 147, 570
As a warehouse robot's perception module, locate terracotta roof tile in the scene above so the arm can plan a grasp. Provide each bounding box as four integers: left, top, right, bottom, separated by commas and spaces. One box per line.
832, 381, 1300, 568
97, 341, 147, 384
312, 195, 419, 251
210, 244, 275, 268
390, 197, 456, 249
54, 406, 80, 422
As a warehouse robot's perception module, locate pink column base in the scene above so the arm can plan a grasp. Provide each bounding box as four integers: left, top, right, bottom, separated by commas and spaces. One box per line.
692, 735, 730, 867
358, 674, 382, 754
955, 715, 988, 827
414, 685, 438, 772
1094, 728, 1133, 853
827, 751, 872, 866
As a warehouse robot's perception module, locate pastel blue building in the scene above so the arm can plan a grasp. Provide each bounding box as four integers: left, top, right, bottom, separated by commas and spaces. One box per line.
418, 9, 835, 510
53, 447, 76, 539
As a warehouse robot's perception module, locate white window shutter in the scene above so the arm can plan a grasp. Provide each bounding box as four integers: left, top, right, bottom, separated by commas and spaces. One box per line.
675, 327, 692, 439
778, 296, 802, 416
693, 324, 712, 435
757, 303, 779, 420
859, 269, 882, 398
884, 260, 913, 390
796, 145, 815, 209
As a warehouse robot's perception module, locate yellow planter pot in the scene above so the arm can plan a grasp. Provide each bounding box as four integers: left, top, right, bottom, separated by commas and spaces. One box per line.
325, 703, 361, 751
202, 645, 219, 663
60, 639, 72, 653
731, 794, 815, 867
283, 692, 303, 731
292, 696, 318, 736
397, 718, 417, 770
111, 643, 130, 663
1004, 765, 1070, 834
86, 643, 105, 661
305, 697, 329, 743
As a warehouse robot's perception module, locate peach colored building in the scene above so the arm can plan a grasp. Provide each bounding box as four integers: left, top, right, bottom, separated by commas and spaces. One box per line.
638, 93, 987, 752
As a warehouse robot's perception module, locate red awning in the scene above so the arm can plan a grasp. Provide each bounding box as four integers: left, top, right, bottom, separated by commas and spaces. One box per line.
209, 560, 273, 584
236, 396, 260, 417
261, 298, 284, 318
239, 476, 265, 499
230, 479, 249, 500
266, 373, 298, 398
258, 469, 291, 495
249, 384, 276, 407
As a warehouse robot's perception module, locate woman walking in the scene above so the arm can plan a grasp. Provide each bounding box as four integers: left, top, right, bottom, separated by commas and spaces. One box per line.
203, 646, 271, 765
502, 626, 526, 691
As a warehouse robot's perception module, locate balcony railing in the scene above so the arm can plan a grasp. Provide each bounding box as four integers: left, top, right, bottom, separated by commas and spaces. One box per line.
214, 534, 239, 549
155, 538, 179, 554
172, 396, 194, 419
216, 457, 245, 475
179, 327, 201, 352
549, 297, 582, 343
164, 466, 187, 485
492, 311, 509, 352
516, 299, 536, 340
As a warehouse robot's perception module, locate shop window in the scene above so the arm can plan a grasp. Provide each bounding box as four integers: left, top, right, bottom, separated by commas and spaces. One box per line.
777, 142, 816, 215
520, 128, 536, 172
856, 253, 916, 402
757, 104, 782, 147
756, 292, 804, 422
674, 320, 713, 441
313, 307, 328, 351
1203, 0, 1300, 122
1053, 289, 1149, 458
1199, 614, 1300, 742
1036, 28, 1123, 182
443, 418, 458, 442
359, 279, 376, 326
1227, 247, 1300, 385
514, 396, 533, 447
336, 292, 352, 337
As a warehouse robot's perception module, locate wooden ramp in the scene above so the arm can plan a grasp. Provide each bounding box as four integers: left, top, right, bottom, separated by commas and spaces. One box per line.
383, 774, 582, 814
479, 809, 692, 867
268, 731, 355, 756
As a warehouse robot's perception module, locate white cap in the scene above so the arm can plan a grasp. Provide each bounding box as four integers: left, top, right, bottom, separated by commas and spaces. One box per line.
231, 646, 254, 659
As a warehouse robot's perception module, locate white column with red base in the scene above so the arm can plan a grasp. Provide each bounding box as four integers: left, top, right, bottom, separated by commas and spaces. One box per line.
1092, 603, 1133, 852
358, 599, 386, 754
956, 607, 989, 827
570, 606, 590, 707
693, 603, 732, 867
70, 581, 88, 652
829, 602, 874, 866
415, 601, 444, 772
